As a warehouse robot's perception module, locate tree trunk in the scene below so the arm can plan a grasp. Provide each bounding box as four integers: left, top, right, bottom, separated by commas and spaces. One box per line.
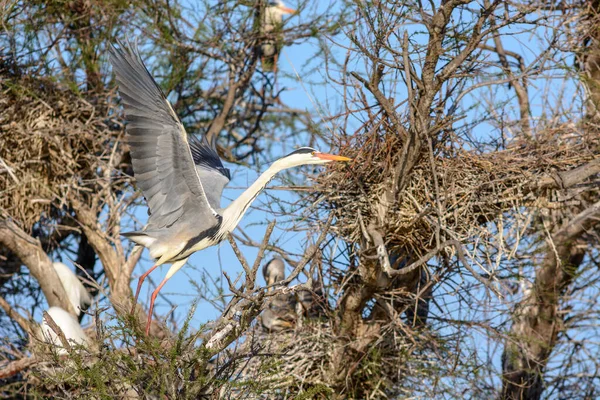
500, 202, 600, 399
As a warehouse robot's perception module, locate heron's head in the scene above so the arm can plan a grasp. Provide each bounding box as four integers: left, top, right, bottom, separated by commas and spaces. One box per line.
263, 257, 286, 286
261, 308, 295, 331
276, 147, 352, 169
267, 0, 296, 15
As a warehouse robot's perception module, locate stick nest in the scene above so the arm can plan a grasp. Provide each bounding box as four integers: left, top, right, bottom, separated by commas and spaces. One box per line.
234, 321, 444, 398
0, 75, 122, 230
316, 127, 598, 258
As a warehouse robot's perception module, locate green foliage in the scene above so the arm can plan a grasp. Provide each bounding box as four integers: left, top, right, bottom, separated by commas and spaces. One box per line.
25, 305, 217, 399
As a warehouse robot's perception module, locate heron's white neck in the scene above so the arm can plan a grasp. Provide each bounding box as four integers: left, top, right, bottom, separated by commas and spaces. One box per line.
220, 160, 287, 234
264, 8, 282, 27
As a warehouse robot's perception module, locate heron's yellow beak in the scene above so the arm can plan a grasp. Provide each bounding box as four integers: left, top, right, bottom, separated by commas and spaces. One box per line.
277, 320, 294, 329
278, 6, 297, 14
315, 153, 352, 162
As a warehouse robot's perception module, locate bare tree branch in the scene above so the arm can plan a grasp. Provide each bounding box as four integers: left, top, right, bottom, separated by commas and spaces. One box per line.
0, 220, 76, 315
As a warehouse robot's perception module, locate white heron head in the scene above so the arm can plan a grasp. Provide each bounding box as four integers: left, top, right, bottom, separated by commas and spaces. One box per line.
275, 147, 352, 169
267, 0, 296, 15
265, 0, 296, 24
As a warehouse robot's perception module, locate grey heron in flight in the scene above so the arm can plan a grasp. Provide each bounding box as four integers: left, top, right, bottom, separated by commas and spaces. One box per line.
260, 0, 296, 72
108, 40, 351, 335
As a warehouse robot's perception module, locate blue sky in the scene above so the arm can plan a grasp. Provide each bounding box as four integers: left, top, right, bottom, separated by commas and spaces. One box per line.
73, 0, 585, 376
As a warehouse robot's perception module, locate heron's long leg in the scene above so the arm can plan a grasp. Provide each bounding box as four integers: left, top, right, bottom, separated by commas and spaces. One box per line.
131, 264, 160, 313
144, 258, 188, 335
146, 278, 169, 335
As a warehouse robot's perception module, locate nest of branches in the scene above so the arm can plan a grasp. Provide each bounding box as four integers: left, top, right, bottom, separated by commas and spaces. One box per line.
0, 75, 122, 231
317, 125, 598, 259
230, 321, 448, 398
233, 323, 336, 397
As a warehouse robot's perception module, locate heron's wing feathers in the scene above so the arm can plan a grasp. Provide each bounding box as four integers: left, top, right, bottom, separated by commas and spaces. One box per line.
188, 135, 230, 180
109, 39, 218, 229
194, 166, 230, 210
188, 135, 230, 210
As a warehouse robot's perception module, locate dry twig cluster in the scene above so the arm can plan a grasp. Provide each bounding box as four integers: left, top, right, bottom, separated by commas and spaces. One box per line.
0, 76, 123, 230
319, 126, 598, 261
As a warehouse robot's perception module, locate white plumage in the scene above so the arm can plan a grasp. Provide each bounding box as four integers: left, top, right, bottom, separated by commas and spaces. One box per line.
53, 262, 92, 316
260, 1, 296, 72
39, 307, 89, 354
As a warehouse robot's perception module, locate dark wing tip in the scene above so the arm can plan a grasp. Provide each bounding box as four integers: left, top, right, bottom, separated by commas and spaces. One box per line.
188, 134, 231, 181
217, 167, 231, 181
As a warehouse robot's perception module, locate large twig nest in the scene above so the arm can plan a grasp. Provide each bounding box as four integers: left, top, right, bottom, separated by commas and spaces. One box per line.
0, 75, 122, 230
316, 125, 597, 259
231, 321, 450, 398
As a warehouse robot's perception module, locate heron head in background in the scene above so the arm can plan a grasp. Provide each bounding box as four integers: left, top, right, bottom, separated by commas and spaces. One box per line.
263, 257, 286, 287
267, 0, 296, 15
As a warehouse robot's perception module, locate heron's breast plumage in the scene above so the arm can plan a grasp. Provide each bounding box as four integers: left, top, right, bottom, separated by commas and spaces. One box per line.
167, 216, 228, 262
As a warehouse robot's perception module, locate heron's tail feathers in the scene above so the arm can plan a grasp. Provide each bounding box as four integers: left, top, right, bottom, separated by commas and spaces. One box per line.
261, 55, 277, 72
121, 231, 156, 248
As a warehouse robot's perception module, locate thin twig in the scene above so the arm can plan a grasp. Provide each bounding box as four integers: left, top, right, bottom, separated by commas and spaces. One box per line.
250, 220, 277, 288
227, 235, 252, 277
42, 311, 72, 351
282, 214, 334, 286
0, 296, 35, 335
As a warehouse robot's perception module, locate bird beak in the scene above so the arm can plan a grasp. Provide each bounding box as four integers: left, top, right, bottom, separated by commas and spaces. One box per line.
278, 320, 294, 328
278, 6, 297, 14
315, 153, 352, 162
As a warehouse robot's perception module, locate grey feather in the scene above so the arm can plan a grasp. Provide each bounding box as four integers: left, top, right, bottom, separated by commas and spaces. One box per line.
189, 135, 230, 210
109, 39, 219, 234
188, 135, 230, 180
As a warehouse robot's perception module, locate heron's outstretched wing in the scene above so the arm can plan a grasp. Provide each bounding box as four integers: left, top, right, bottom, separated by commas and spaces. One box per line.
188, 135, 230, 210
109, 39, 218, 229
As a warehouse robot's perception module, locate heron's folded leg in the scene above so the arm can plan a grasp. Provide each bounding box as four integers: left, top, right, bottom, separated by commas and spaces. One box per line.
131, 264, 160, 314
145, 258, 188, 336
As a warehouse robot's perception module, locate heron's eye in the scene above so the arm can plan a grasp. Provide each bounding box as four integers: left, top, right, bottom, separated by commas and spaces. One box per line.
311, 151, 316, 156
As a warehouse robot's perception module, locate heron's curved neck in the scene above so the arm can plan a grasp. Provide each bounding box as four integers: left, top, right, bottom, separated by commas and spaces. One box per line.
221, 161, 286, 233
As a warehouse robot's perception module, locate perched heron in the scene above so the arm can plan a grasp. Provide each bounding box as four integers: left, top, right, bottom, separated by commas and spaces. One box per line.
261, 257, 296, 331
108, 40, 351, 335
260, 0, 296, 72
261, 301, 296, 331
53, 262, 92, 318
262, 257, 285, 287
39, 307, 89, 355
296, 244, 328, 318
297, 275, 327, 319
